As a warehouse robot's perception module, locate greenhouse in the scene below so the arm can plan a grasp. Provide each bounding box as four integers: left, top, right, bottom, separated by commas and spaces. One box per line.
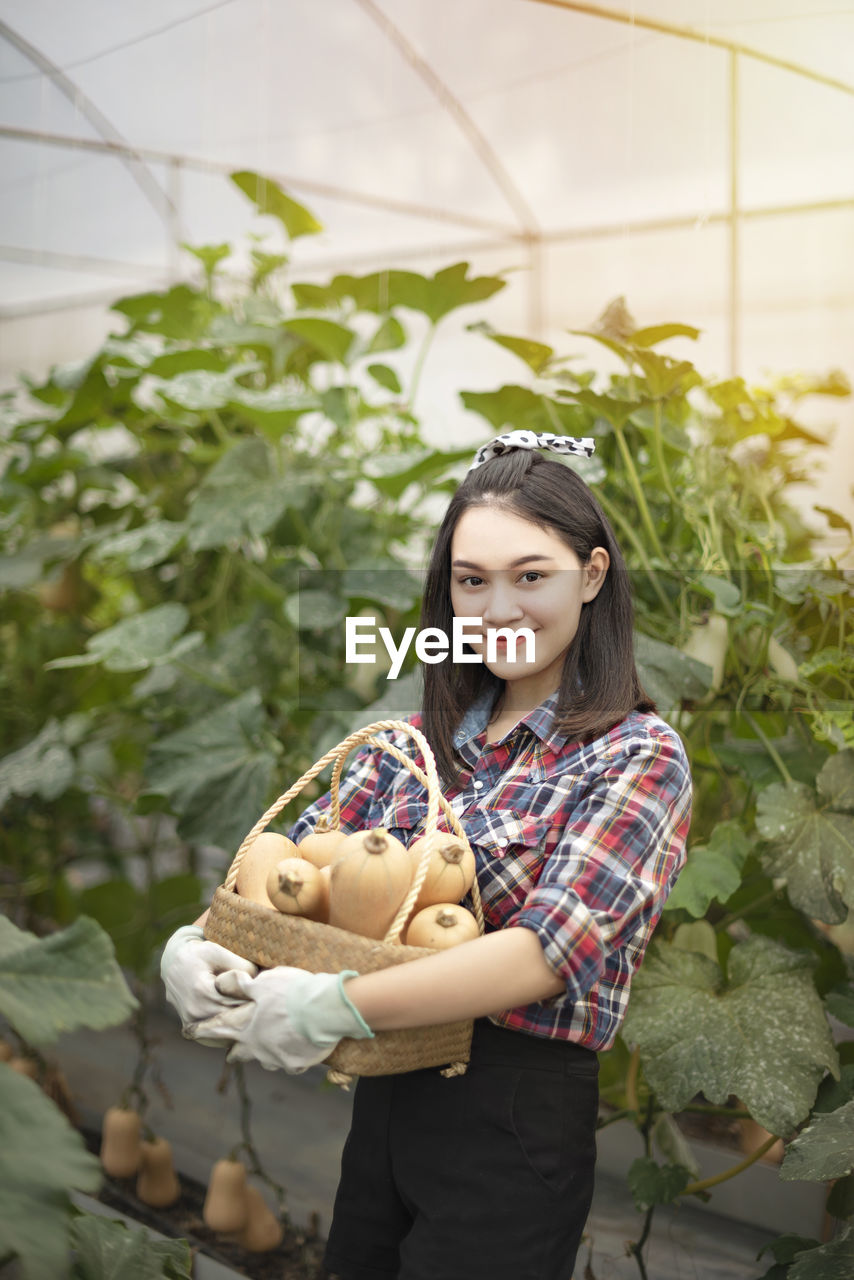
1, 3, 853, 1279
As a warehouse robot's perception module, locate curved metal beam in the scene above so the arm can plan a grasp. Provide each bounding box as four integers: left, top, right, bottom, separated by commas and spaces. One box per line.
524, 1, 854, 97
0, 18, 175, 224
352, 0, 540, 234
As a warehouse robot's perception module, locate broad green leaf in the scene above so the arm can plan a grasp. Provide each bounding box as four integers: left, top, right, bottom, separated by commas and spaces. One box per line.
231, 170, 323, 239
111, 284, 211, 341
672, 920, 718, 962
627, 1157, 690, 1212
150, 368, 235, 411
665, 821, 752, 917
814, 505, 853, 536
282, 317, 356, 364
468, 322, 554, 374
0, 916, 137, 1045
622, 936, 839, 1136
0, 719, 75, 807
366, 315, 406, 353
790, 1224, 854, 1279
633, 630, 713, 714
826, 1171, 854, 1221
461, 385, 590, 435
632, 349, 702, 399
366, 363, 402, 394
284, 589, 348, 630
144, 689, 278, 850
181, 240, 230, 279
46, 603, 199, 673
692, 572, 742, 614
759, 1236, 821, 1269
0, 1067, 102, 1280
341, 567, 422, 611
363, 447, 473, 500
780, 1098, 854, 1182
186, 438, 290, 550
90, 521, 185, 570
631, 323, 701, 347
756, 750, 854, 923
69, 1213, 193, 1280
826, 984, 854, 1028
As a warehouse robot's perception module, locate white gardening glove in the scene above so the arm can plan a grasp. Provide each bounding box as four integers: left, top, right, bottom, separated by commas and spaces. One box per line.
182, 966, 374, 1073
160, 925, 259, 1031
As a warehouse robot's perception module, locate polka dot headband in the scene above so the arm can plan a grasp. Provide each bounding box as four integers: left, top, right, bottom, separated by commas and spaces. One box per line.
468, 429, 596, 472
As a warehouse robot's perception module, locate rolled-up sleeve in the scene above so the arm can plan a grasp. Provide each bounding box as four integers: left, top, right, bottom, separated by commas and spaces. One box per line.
513, 727, 692, 1003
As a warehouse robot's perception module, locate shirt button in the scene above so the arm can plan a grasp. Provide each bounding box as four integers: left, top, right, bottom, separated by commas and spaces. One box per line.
474, 780, 484, 790
497, 838, 508, 848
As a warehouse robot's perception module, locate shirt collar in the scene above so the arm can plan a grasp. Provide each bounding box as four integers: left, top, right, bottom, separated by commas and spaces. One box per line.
453, 688, 569, 753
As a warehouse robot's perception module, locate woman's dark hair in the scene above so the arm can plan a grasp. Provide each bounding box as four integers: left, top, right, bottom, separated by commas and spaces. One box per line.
420, 450, 655, 785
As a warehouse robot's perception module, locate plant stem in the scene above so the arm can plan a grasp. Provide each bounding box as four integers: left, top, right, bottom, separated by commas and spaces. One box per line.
595, 491, 676, 620
407, 323, 437, 413
682, 1133, 779, 1194
232, 1062, 289, 1221
627, 1207, 655, 1280
714, 887, 781, 933
740, 710, 793, 784
651, 400, 678, 505
611, 420, 666, 563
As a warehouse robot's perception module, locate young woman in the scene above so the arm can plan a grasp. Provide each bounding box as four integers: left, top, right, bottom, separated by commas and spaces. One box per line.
161, 430, 693, 1280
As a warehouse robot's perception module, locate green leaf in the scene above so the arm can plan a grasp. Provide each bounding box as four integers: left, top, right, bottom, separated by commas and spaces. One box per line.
182, 241, 230, 279
756, 750, 854, 924
789, 1223, 854, 1278
631, 323, 701, 347
186, 438, 290, 550
69, 1212, 193, 1280
90, 521, 185, 570
627, 1156, 690, 1212
468, 322, 554, 374
0, 1067, 102, 1280
826, 984, 854, 1028
814, 505, 853, 536
363, 447, 473, 500
0, 916, 137, 1046
46, 603, 199, 673
826, 1171, 854, 1221
284, 589, 348, 630
283, 316, 356, 364
633, 630, 714, 714
144, 690, 278, 851
780, 1099, 854, 1182
111, 284, 211, 341
672, 920, 719, 962
0, 719, 75, 807
623, 936, 839, 1136
341, 567, 423, 611
665, 821, 752, 917
366, 315, 406, 353
366, 363, 402, 394
231, 170, 323, 239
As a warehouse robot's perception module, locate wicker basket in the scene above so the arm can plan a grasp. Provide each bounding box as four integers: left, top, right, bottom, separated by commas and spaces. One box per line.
204, 719, 484, 1087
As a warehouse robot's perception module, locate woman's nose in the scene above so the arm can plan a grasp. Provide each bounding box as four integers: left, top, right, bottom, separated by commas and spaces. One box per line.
482, 583, 525, 626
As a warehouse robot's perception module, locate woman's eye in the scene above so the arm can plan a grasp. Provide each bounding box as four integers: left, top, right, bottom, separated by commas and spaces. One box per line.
520, 571, 543, 584
459, 575, 484, 588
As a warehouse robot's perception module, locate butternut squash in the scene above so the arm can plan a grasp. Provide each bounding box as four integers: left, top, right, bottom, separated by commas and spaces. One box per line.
266, 857, 326, 921
136, 1136, 181, 1207
329, 828, 412, 939
407, 834, 475, 912
297, 826, 348, 869
203, 1158, 249, 1233
235, 832, 298, 907
405, 903, 479, 950
238, 1184, 284, 1252
100, 1106, 142, 1178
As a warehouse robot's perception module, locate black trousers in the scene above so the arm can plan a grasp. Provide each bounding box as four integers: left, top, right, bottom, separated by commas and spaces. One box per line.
323, 1019, 599, 1280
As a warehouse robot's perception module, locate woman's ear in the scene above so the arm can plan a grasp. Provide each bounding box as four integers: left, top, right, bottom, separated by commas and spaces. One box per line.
581, 547, 610, 602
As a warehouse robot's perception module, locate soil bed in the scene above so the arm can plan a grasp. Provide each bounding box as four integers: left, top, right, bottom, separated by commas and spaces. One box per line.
82, 1128, 330, 1280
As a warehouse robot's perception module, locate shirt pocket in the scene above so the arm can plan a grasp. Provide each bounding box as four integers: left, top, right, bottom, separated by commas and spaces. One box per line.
370, 791, 429, 849
460, 807, 554, 925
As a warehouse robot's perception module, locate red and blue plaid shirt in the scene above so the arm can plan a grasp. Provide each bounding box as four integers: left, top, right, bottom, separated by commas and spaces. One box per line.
287, 691, 692, 1051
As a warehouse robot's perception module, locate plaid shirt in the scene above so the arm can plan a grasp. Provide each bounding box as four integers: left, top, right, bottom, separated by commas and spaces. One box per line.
287, 691, 692, 1051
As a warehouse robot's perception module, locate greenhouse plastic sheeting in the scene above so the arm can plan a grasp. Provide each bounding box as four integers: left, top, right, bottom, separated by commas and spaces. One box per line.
1, 1, 852, 527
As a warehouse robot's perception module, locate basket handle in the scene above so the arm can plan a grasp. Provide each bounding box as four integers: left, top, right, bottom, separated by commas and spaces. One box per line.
222, 719, 484, 944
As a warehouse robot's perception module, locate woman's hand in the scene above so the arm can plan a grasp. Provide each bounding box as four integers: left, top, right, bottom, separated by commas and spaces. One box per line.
183, 967, 374, 1073
160, 925, 259, 1029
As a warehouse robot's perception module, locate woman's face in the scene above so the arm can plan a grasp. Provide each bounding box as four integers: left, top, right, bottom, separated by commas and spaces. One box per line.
449, 505, 609, 706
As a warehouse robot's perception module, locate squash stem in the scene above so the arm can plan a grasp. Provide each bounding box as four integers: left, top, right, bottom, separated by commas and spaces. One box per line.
682, 1133, 779, 1195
